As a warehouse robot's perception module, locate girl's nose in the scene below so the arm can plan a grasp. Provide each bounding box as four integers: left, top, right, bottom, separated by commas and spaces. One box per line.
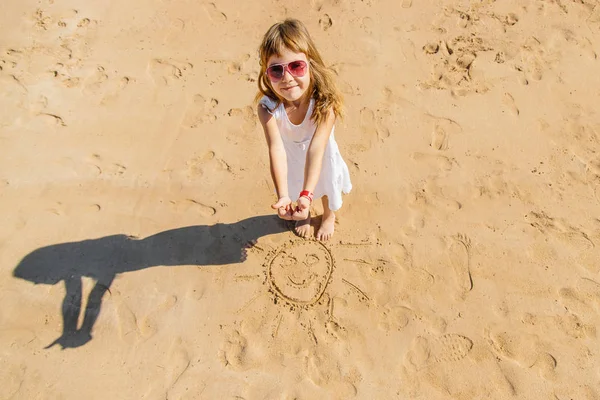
281, 68, 293, 82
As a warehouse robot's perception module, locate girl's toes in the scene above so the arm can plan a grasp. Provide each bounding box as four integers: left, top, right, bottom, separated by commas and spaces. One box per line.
316, 230, 333, 241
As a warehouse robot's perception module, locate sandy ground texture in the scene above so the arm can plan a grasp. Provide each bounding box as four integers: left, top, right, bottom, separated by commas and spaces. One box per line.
2, 0, 600, 399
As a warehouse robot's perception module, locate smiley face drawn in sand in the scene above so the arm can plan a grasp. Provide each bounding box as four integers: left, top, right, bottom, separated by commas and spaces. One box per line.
267, 240, 333, 306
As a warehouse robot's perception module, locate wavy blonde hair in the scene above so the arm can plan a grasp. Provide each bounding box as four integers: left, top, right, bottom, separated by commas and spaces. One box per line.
255, 19, 343, 127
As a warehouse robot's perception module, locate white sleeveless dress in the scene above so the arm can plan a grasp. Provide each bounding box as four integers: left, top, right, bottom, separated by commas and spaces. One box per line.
260, 96, 352, 211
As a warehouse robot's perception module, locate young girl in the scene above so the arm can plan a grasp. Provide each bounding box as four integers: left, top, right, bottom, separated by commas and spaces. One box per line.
256, 19, 352, 241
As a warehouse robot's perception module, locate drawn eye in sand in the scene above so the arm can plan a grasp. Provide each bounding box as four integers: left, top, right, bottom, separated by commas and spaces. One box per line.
267, 241, 333, 306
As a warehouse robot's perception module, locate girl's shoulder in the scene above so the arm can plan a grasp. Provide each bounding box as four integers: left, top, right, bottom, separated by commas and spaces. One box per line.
258, 96, 280, 114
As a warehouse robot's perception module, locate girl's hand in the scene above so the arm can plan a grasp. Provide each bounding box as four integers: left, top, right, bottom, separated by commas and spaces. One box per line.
271, 196, 294, 220
292, 196, 311, 221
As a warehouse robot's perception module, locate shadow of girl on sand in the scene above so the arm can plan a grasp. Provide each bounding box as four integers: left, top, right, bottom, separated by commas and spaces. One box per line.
13, 215, 287, 349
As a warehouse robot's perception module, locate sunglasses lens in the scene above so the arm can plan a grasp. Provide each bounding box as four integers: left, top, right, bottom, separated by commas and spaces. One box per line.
289, 61, 307, 76
267, 65, 284, 81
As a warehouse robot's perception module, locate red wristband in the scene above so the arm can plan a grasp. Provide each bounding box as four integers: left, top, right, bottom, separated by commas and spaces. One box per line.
299, 190, 314, 203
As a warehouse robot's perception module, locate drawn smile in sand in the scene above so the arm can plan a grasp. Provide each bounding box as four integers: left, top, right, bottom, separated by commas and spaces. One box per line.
267, 241, 333, 306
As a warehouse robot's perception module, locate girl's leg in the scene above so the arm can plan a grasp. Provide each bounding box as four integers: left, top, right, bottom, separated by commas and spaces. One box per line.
316, 196, 335, 241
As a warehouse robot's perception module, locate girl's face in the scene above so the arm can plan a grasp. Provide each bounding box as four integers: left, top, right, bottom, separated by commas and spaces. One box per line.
266, 48, 311, 104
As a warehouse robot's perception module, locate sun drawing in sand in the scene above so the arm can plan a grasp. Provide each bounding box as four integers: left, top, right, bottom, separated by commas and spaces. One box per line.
219, 238, 378, 370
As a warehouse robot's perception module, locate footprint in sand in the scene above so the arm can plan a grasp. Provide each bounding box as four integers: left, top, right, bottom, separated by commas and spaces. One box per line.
426, 114, 462, 151
423, 42, 440, 55
0, 358, 27, 400
219, 329, 250, 370
0, 59, 18, 78
446, 234, 473, 296
410, 152, 458, 172
81, 67, 113, 91
147, 58, 193, 86
430, 124, 449, 151
86, 154, 127, 178
204, 3, 227, 23
32, 8, 53, 30
454, 9, 474, 29
505, 12, 519, 26
183, 94, 219, 128
138, 295, 179, 337
502, 92, 520, 116
115, 293, 168, 341
405, 333, 474, 370
359, 107, 391, 145
559, 277, 600, 317
222, 53, 251, 76
227, 106, 257, 134
319, 14, 333, 31
48, 62, 81, 88
31, 8, 96, 32
163, 341, 191, 396
471, 168, 529, 201
185, 150, 232, 179
27, 8, 98, 72
587, 5, 600, 35
82, 66, 131, 103
114, 294, 140, 343
539, 116, 600, 203
360, 17, 374, 34
406, 178, 462, 231
487, 329, 557, 379
525, 210, 597, 272
514, 37, 546, 84
304, 351, 358, 397
421, 34, 492, 95
522, 311, 596, 340
565, 120, 600, 177
557, 29, 597, 60
144, 339, 191, 399
169, 199, 216, 218
46, 201, 67, 217
378, 304, 414, 331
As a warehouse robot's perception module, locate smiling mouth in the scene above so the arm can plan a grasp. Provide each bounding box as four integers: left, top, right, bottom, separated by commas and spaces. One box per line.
287, 273, 316, 287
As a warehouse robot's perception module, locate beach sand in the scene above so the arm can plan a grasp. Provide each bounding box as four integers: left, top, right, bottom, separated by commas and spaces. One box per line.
2, 0, 600, 398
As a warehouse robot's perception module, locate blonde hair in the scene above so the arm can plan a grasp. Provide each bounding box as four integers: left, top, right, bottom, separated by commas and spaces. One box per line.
255, 19, 343, 127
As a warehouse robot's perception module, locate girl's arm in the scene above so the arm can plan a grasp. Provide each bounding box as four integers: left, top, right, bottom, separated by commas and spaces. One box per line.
258, 105, 293, 219
292, 109, 336, 220
303, 108, 336, 192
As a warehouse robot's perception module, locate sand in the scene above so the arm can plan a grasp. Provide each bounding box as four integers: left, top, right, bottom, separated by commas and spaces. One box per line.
2, 0, 600, 398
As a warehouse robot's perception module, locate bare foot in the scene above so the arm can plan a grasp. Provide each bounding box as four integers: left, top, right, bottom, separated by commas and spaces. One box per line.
316, 211, 335, 241
295, 215, 312, 238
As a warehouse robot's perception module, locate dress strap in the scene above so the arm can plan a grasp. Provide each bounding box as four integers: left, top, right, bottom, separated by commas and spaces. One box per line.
259, 96, 279, 115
